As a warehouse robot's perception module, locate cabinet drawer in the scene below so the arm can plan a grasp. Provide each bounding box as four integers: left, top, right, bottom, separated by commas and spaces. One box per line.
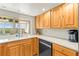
53, 43, 77, 56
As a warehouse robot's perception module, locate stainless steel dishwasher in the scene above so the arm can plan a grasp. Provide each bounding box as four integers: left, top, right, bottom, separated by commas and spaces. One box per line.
39, 39, 52, 56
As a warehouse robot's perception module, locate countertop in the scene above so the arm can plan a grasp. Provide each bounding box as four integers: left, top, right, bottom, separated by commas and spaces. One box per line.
0, 34, 78, 52
36, 35, 78, 52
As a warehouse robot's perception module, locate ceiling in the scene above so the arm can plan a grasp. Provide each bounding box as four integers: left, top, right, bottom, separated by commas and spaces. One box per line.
0, 3, 60, 16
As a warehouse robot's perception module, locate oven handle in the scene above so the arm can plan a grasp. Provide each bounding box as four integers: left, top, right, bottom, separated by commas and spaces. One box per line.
40, 41, 51, 48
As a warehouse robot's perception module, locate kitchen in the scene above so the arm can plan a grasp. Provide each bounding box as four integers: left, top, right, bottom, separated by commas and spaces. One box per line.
0, 3, 78, 56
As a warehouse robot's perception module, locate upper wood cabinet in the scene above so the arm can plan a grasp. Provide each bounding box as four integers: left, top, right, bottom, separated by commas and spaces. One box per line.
35, 11, 50, 29
35, 14, 44, 29
62, 4, 78, 28
51, 3, 78, 29
51, 6, 62, 28
43, 11, 50, 28
35, 3, 78, 29
39, 14, 44, 28
35, 16, 40, 29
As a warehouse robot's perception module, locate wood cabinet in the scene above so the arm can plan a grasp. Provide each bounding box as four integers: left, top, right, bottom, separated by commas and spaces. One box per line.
51, 3, 78, 29
51, 6, 62, 28
20, 39, 33, 56
35, 14, 44, 29
43, 11, 50, 28
3, 39, 32, 56
52, 43, 78, 56
0, 37, 39, 56
5, 44, 21, 56
35, 3, 78, 29
35, 11, 50, 29
62, 4, 78, 28
0, 45, 4, 56
35, 16, 40, 29
39, 14, 44, 28
22, 43, 32, 56
53, 50, 65, 56
78, 53, 79, 56
2, 41, 22, 56
32, 37, 39, 56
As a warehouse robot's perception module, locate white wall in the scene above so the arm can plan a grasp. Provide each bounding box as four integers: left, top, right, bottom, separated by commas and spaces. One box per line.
40, 29, 70, 40
0, 9, 36, 35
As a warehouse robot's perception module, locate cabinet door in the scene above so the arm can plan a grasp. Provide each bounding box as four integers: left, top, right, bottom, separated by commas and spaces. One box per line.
35, 16, 40, 29
32, 38, 39, 56
43, 11, 50, 28
53, 43, 77, 56
78, 53, 79, 56
51, 7, 61, 28
5, 45, 21, 56
53, 50, 65, 56
0, 45, 4, 56
23, 43, 32, 56
63, 4, 78, 28
39, 14, 44, 28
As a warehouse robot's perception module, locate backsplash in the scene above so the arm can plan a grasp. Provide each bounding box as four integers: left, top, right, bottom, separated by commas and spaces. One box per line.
39, 29, 70, 40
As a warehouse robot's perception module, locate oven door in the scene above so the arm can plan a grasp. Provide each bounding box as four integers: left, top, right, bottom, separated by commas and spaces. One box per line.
39, 39, 52, 56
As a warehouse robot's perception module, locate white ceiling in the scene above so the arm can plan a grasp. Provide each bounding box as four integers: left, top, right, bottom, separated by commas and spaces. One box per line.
0, 3, 60, 16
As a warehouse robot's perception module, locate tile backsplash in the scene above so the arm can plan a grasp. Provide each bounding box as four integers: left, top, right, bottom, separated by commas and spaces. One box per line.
39, 29, 70, 40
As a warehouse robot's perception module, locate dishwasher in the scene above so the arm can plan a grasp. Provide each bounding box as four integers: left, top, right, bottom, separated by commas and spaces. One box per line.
39, 39, 52, 56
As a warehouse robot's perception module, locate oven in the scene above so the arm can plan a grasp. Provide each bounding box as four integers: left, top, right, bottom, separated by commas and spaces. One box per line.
39, 39, 52, 56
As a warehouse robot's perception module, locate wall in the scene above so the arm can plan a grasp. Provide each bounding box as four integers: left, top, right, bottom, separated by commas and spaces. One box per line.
0, 9, 36, 35
40, 29, 70, 40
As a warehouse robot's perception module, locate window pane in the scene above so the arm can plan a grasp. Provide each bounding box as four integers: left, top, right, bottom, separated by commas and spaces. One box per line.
0, 22, 4, 28
4, 22, 14, 28
15, 23, 20, 28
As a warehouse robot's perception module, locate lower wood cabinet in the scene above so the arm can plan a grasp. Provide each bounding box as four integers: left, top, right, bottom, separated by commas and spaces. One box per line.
78, 53, 79, 56
0, 37, 39, 56
53, 50, 65, 56
22, 43, 32, 56
5, 44, 22, 56
32, 37, 39, 56
52, 43, 78, 56
0, 45, 3, 56
0, 37, 78, 56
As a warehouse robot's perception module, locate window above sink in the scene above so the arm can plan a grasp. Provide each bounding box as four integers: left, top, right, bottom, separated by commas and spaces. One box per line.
0, 16, 30, 36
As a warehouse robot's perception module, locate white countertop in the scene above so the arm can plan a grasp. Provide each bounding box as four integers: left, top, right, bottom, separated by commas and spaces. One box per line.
0, 35, 36, 44
36, 35, 78, 52
0, 34, 78, 52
